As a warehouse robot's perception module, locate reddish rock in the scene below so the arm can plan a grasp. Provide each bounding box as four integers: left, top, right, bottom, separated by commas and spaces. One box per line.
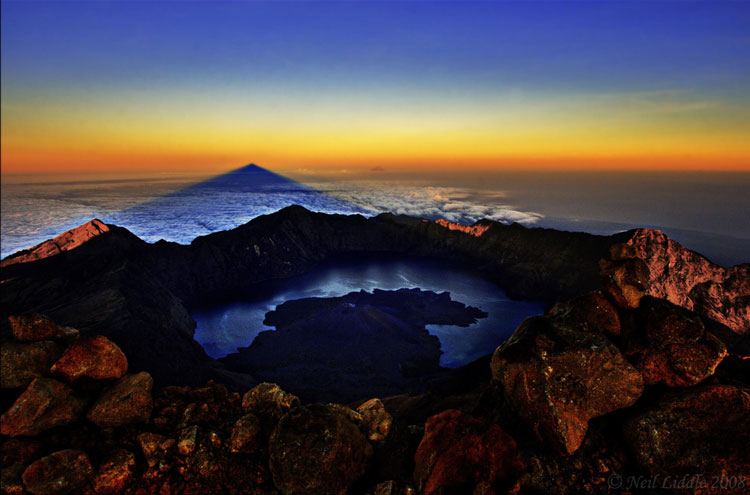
1, 341, 62, 389
357, 398, 393, 442
599, 257, 650, 309
549, 290, 621, 337
229, 413, 262, 454
7, 314, 65, 342
137, 432, 174, 468
608, 242, 638, 261
0, 378, 87, 437
177, 425, 199, 456
1, 219, 110, 268
91, 449, 136, 495
491, 316, 644, 455
1, 464, 26, 495
86, 372, 153, 427
269, 403, 372, 495
624, 385, 750, 495
21, 449, 93, 495
179, 401, 214, 426
242, 382, 300, 425
623, 298, 727, 386
626, 228, 750, 334
51, 335, 128, 383
414, 409, 523, 495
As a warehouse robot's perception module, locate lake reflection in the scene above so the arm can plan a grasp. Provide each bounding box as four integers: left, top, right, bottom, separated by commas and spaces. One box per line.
192, 257, 543, 368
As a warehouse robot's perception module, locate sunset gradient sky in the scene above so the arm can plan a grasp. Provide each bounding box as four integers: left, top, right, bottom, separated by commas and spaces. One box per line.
2, 1, 749, 175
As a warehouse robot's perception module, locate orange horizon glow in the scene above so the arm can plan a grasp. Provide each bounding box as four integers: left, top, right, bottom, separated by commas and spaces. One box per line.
3, 2, 750, 177
3, 147, 749, 176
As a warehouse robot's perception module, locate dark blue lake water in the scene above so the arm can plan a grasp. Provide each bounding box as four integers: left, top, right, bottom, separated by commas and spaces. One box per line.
191, 258, 543, 368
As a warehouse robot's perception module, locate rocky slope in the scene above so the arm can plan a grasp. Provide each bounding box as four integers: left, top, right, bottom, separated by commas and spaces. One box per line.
1, 206, 747, 391
625, 229, 749, 333
1, 245, 748, 495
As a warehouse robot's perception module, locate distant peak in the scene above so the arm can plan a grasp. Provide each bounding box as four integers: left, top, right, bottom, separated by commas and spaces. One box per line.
228, 163, 266, 173
1, 219, 111, 268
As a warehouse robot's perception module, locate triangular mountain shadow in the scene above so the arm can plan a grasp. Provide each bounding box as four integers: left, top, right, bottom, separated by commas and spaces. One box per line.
107, 164, 368, 244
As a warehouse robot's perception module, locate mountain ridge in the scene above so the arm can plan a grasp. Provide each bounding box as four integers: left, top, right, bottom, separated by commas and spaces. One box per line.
1, 205, 747, 389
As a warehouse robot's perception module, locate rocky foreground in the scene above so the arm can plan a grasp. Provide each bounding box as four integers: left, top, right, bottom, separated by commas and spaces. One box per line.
1, 238, 749, 495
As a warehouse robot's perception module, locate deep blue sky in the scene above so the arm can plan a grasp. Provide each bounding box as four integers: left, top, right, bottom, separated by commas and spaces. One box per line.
2, 1, 749, 173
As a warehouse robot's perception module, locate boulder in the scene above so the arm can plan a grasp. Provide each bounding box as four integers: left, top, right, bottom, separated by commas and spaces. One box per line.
91, 449, 136, 495
229, 412, 262, 454
21, 449, 93, 495
7, 314, 70, 342
549, 290, 621, 337
624, 385, 750, 494
177, 425, 199, 456
51, 335, 128, 383
599, 257, 650, 309
0, 378, 87, 437
357, 398, 393, 442
137, 432, 174, 468
622, 298, 727, 386
242, 382, 300, 425
86, 372, 153, 427
491, 316, 643, 455
1, 341, 62, 389
269, 403, 373, 495
414, 409, 523, 495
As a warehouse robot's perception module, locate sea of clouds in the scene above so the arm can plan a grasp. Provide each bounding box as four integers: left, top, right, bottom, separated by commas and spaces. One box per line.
0, 173, 542, 258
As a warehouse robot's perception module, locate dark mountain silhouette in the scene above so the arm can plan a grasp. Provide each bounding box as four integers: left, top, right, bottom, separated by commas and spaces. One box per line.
1, 206, 747, 390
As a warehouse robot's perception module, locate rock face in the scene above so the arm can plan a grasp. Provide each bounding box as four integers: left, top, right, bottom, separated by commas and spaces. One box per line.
21, 449, 93, 495
434, 218, 492, 237
136, 432, 174, 468
269, 403, 373, 495
624, 385, 750, 494
491, 316, 644, 455
1, 341, 62, 389
241, 382, 301, 426
357, 399, 393, 443
0, 378, 87, 437
1, 219, 110, 268
91, 449, 137, 495
7, 314, 69, 342
229, 413, 262, 454
622, 297, 728, 386
414, 409, 523, 495
86, 372, 154, 427
223, 288, 487, 402
599, 257, 650, 309
625, 228, 750, 334
549, 290, 621, 337
50, 335, 128, 383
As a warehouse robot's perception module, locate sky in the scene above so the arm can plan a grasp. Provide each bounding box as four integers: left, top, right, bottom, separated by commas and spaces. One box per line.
2, 1, 749, 175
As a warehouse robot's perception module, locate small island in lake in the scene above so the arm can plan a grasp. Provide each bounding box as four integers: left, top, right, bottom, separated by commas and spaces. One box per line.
221, 288, 487, 402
